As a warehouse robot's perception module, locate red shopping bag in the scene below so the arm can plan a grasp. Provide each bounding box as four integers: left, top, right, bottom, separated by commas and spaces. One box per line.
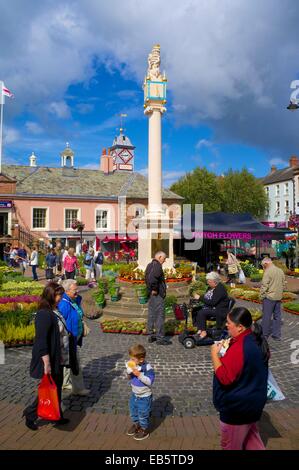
37, 374, 61, 421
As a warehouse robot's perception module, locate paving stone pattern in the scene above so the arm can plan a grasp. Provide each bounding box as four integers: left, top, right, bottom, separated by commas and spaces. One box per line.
0, 300, 298, 418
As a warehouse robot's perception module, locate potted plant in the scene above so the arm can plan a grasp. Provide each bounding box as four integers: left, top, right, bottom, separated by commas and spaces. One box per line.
109, 284, 120, 301
93, 289, 106, 308
164, 295, 177, 316
135, 285, 148, 304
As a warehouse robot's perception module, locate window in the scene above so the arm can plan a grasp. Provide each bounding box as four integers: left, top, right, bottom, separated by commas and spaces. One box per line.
285, 200, 290, 215
65, 209, 78, 229
284, 183, 289, 196
276, 185, 280, 196
265, 186, 269, 196
33, 208, 47, 229
135, 207, 145, 217
96, 210, 108, 229
276, 201, 280, 215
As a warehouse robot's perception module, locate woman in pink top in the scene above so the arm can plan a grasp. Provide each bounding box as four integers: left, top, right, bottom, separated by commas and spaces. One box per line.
63, 248, 79, 280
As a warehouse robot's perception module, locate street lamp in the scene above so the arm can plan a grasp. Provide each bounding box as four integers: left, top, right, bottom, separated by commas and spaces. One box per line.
71, 219, 85, 254
287, 99, 299, 267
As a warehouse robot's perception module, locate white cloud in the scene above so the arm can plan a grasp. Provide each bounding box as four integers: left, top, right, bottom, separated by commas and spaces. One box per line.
81, 163, 99, 169
3, 126, 20, 144
49, 101, 71, 119
25, 121, 44, 134
269, 158, 286, 166
163, 170, 185, 187
76, 103, 94, 114
0, 0, 299, 155
137, 167, 148, 177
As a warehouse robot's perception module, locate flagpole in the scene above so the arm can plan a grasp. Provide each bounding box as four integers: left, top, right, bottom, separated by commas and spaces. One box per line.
0, 81, 4, 175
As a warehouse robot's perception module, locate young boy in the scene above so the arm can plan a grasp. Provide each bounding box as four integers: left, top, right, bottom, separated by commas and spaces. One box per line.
126, 344, 155, 440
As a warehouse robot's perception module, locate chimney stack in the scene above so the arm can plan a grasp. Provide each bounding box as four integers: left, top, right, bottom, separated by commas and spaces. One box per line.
289, 155, 299, 168
100, 148, 114, 175
270, 165, 277, 174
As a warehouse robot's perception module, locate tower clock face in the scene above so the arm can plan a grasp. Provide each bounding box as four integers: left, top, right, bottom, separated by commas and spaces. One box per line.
119, 150, 132, 164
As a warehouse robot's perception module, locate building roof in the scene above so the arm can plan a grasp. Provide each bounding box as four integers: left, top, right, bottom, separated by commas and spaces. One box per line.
2, 165, 183, 200
262, 166, 299, 185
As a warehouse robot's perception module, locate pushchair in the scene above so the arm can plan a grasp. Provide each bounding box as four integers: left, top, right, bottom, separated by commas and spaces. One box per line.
175, 299, 233, 349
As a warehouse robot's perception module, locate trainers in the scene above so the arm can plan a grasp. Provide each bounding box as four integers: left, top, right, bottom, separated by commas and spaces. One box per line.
126, 423, 140, 436
148, 336, 156, 343
156, 338, 172, 345
134, 428, 149, 440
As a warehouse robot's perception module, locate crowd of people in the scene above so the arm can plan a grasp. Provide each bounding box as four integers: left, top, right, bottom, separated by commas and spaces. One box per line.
1, 243, 105, 282
17, 247, 287, 449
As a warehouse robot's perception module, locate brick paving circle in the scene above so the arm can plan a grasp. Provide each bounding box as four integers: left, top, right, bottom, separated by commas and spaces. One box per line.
0, 300, 298, 418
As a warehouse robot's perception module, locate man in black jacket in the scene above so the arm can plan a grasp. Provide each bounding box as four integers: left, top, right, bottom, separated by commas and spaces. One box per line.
145, 251, 171, 345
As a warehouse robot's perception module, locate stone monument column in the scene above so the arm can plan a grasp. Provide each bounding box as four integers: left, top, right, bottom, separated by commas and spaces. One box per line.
137, 44, 174, 270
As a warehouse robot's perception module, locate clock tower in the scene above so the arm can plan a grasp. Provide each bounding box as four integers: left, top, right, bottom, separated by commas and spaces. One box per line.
109, 128, 135, 172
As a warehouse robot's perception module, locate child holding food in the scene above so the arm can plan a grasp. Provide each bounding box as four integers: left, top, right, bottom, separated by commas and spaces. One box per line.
126, 344, 155, 441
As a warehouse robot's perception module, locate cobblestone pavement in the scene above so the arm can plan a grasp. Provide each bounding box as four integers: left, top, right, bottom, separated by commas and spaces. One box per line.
0, 300, 298, 418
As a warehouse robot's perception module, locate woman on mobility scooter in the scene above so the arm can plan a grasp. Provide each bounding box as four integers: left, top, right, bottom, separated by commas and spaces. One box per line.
192, 272, 231, 345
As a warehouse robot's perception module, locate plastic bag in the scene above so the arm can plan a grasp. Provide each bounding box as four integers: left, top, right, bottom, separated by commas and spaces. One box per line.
238, 269, 246, 284
37, 374, 61, 421
267, 369, 285, 401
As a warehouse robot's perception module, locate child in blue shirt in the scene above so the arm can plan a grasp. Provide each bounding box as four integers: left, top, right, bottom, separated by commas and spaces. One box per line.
126, 344, 155, 441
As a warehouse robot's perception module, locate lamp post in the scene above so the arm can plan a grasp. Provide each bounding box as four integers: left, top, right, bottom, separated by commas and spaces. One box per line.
71, 220, 85, 254
287, 100, 299, 267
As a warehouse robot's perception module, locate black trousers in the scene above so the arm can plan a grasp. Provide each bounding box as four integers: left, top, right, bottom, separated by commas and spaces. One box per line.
65, 270, 76, 279
23, 367, 64, 422
195, 308, 226, 331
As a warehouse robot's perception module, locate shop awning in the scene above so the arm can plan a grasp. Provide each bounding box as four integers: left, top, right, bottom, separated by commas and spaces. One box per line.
97, 234, 138, 242
177, 212, 289, 241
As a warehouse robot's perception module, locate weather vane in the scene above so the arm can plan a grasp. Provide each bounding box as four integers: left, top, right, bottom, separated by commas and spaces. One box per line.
119, 113, 127, 133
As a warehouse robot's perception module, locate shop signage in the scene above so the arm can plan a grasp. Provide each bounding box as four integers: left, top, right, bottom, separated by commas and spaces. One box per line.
0, 200, 13, 208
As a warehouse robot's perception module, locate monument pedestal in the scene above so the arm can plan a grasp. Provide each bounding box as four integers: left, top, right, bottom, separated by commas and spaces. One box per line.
137, 214, 174, 270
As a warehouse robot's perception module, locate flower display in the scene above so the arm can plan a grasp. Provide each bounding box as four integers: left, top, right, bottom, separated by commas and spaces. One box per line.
71, 219, 85, 231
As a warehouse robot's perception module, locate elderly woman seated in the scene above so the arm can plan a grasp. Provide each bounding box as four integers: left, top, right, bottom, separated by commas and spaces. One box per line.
193, 272, 230, 340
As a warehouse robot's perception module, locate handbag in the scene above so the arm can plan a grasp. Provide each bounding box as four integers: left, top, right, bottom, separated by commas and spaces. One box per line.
37, 374, 61, 421
53, 312, 79, 376
82, 320, 90, 337
267, 369, 285, 401
228, 264, 239, 274
238, 269, 246, 284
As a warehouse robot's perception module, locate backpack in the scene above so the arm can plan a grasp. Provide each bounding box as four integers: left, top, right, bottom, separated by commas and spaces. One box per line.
84, 255, 92, 266
95, 252, 104, 265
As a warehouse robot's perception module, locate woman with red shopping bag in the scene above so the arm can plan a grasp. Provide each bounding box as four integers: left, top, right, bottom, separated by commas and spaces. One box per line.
22, 282, 71, 431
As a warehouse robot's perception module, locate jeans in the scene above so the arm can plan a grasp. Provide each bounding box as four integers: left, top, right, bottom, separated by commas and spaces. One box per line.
262, 299, 281, 339
32, 265, 38, 280
129, 393, 152, 430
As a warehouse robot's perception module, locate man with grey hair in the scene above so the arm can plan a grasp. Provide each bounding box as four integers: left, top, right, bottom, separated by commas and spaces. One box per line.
145, 251, 171, 345
260, 257, 286, 341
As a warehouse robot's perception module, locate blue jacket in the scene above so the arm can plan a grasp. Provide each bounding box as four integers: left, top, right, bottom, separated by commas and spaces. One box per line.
46, 253, 57, 268
84, 253, 95, 269
213, 330, 268, 425
58, 293, 83, 346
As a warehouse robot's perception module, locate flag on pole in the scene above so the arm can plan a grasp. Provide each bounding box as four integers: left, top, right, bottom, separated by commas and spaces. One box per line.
2, 83, 14, 98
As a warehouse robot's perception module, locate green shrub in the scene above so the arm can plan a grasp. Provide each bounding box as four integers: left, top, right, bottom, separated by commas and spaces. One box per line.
164, 295, 178, 308
76, 277, 89, 286
283, 302, 299, 312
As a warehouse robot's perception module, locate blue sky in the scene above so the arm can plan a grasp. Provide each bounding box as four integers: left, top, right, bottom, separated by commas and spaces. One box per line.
1, 1, 299, 187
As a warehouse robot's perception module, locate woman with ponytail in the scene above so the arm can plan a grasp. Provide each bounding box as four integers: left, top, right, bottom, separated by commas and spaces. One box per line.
211, 307, 269, 450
